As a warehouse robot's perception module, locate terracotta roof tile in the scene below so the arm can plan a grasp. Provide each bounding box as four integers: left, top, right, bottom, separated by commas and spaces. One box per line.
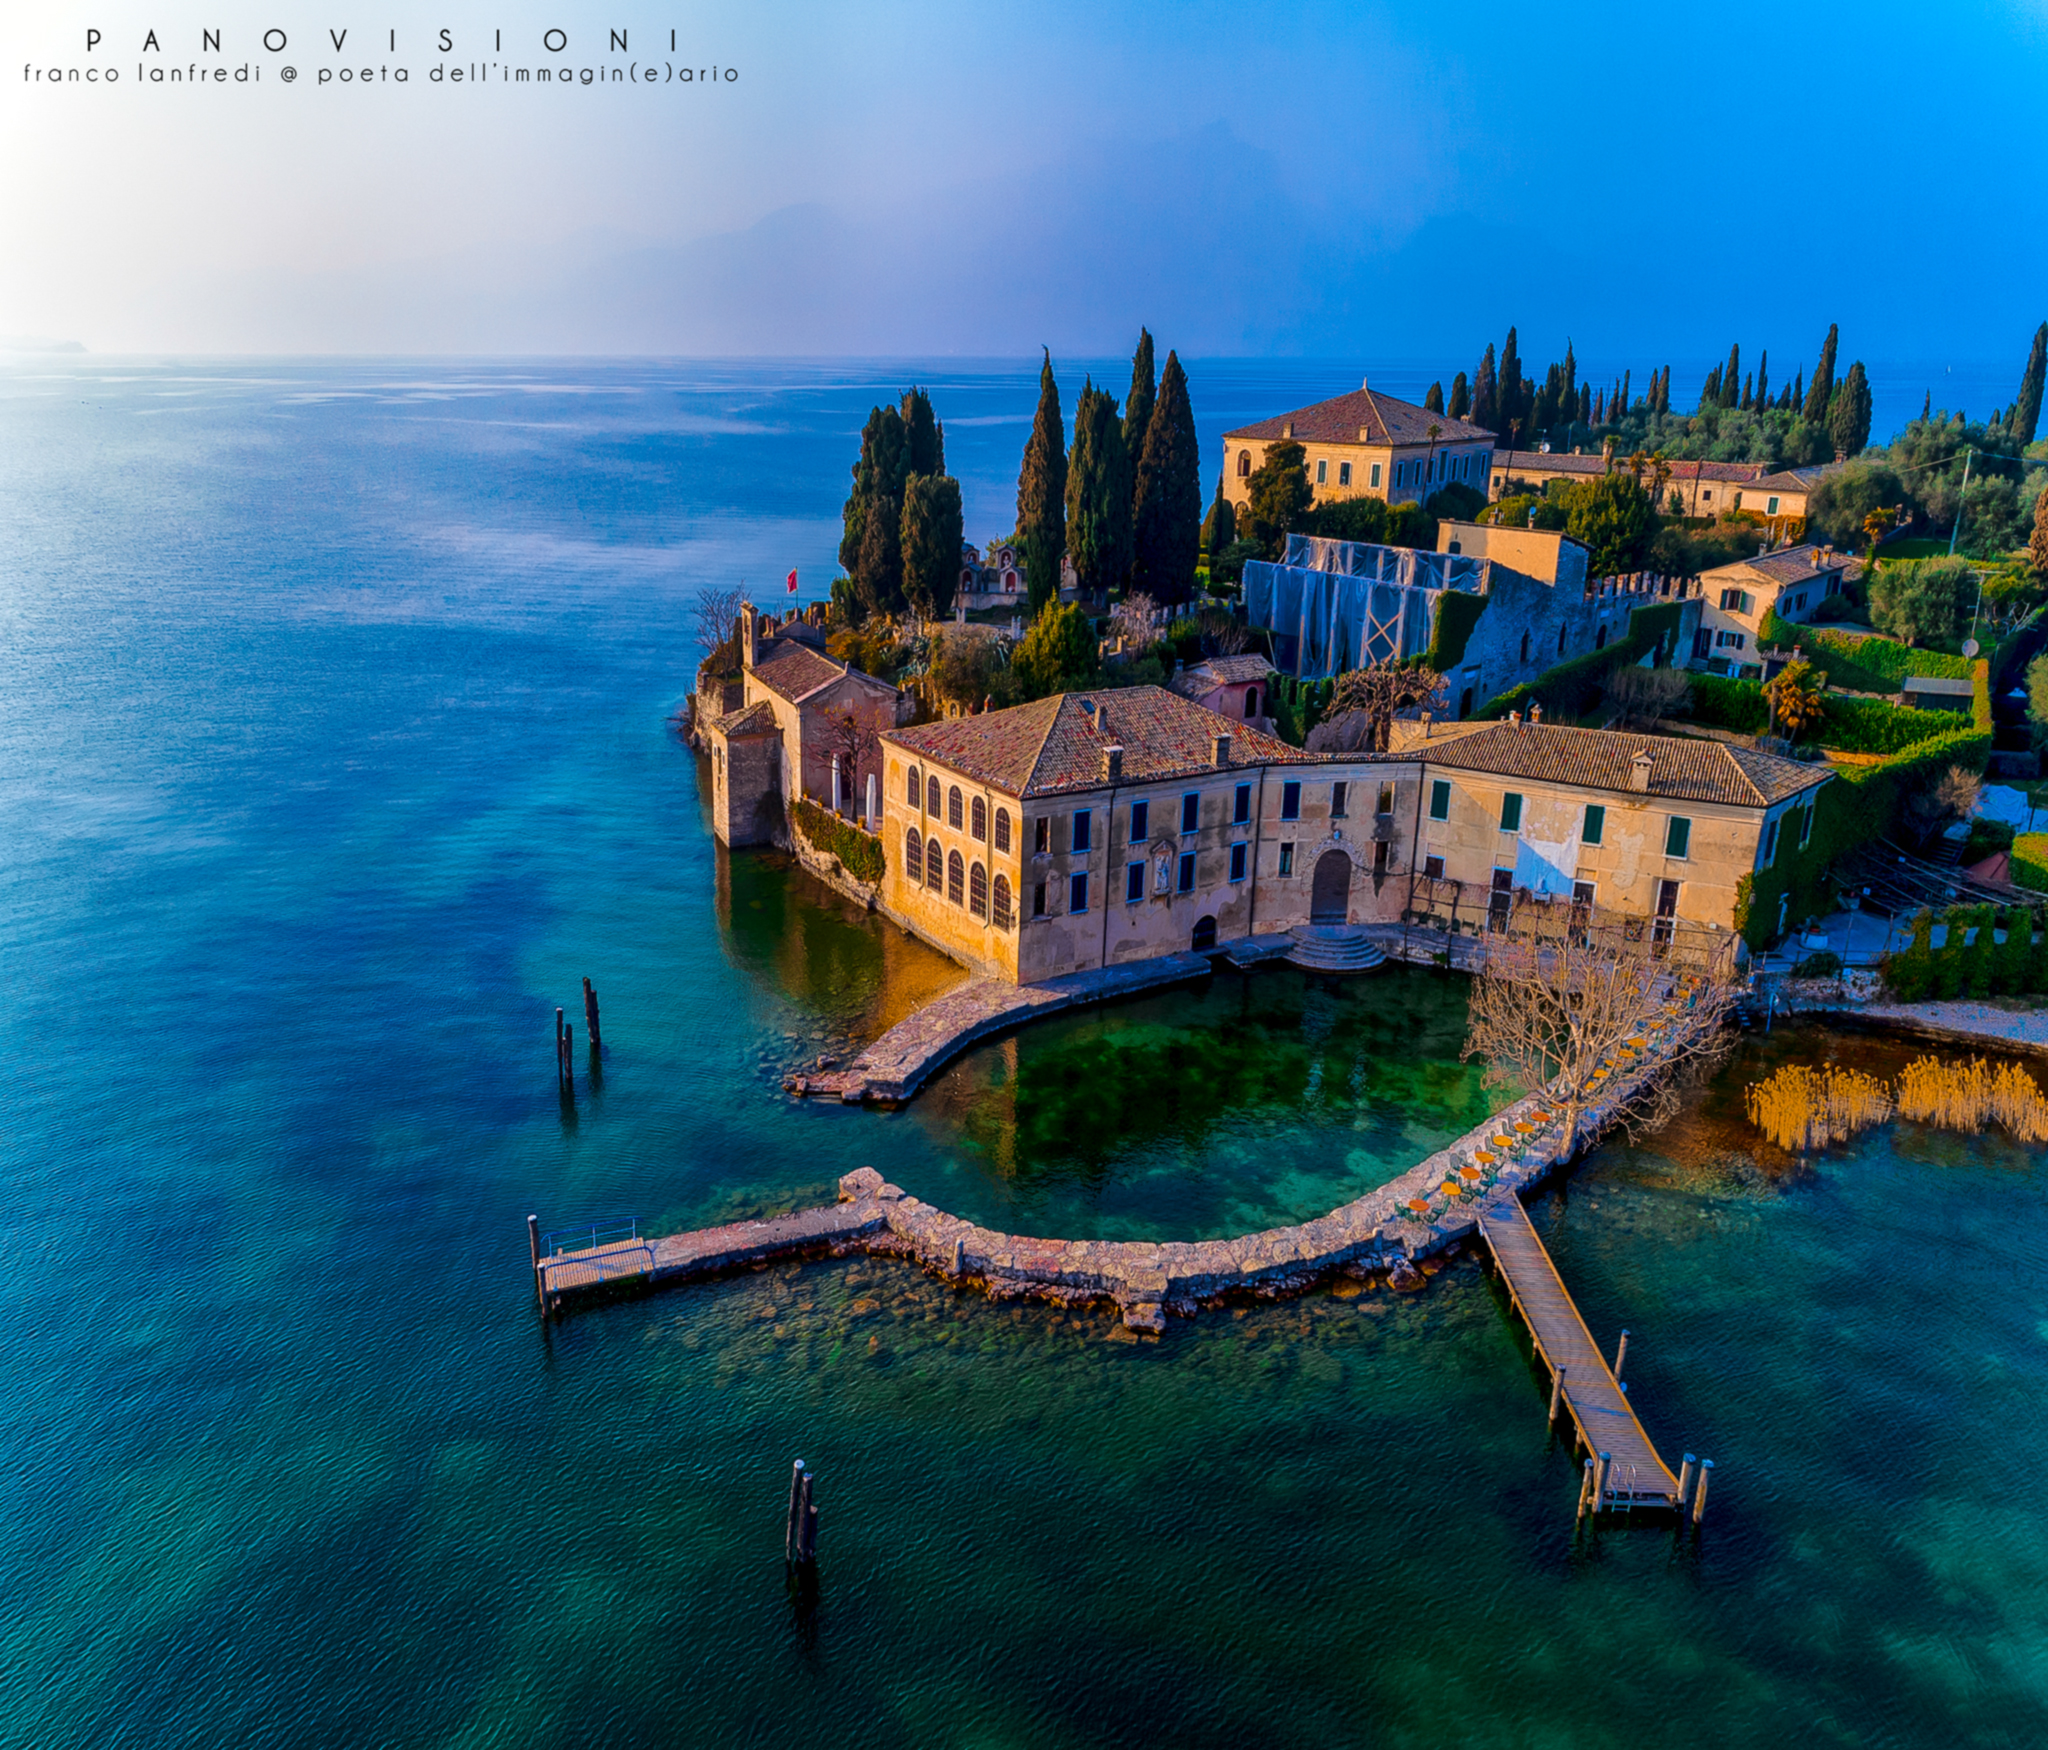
1707, 542, 1861, 588
1499, 454, 1768, 484
711, 699, 779, 736
883, 686, 1320, 799
1169, 655, 1276, 696
1225, 387, 1493, 449
1413, 722, 1830, 808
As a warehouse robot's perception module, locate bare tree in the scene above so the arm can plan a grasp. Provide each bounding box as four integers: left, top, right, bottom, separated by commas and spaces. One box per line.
1901, 762, 1982, 848
821, 707, 883, 818
693, 585, 745, 672
1603, 664, 1691, 729
1329, 661, 1448, 752
1464, 904, 1740, 1160
1110, 591, 1159, 650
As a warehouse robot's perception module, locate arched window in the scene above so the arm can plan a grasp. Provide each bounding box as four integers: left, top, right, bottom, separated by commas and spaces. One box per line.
1244, 687, 1259, 719
1596, 626, 1607, 650
992, 874, 1014, 930
905, 827, 923, 884
1520, 631, 1530, 663
993, 808, 1012, 853
948, 786, 964, 830
926, 842, 944, 891
969, 861, 988, 918
907, 765, 922, 808
1557, 625, 1567, 655
1236, 449, 1251, 477
947, 849, 965, 906
971, 796, 987, 840
927, 775, 940, 815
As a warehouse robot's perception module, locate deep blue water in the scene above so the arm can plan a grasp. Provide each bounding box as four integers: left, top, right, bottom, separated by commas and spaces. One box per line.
2, 361, 2045, 1749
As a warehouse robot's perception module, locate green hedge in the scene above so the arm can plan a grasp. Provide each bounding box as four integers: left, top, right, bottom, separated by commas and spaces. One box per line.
1687, 673, 1770, 734
1734, 725, 1993, 949
1478, 599, 1685, 721
1425, 590, 1489, 673
792, 798, 886, 884
1882, 903, 2048, 1001
1760, 618, 1974, 693
1681, 672, 1983, 754
2014, 834, 2048, 893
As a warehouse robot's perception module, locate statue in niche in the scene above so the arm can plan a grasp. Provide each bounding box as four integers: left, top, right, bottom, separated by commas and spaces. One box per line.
1154, 852, 1173, 895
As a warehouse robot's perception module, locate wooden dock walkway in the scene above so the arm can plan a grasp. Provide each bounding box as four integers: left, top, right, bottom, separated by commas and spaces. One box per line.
1476, 1190, 1680, 1511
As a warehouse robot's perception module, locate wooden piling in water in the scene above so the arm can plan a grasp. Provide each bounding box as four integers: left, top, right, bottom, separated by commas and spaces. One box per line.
1677, 1453, 1697, 1511
1593, 1451, 1612, 1514
555, 1008, 567, 1095
785, 1460, 807, 1563
583, 978, 601, 1052
786, 1460, 818, 1567
1691, 1459, 1713, 1526
528, 1215, 542, 1312
1576, 1456, 1596, 1520
561, 1022, 574, 1097
1548, 1364, 1566, 1423
1613, 1329, 1630, 1383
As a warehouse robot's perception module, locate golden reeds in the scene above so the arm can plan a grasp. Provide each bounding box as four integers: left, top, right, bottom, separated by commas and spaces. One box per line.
1744, 1065, 1893, 1152
1747, 1054, 2048, 1151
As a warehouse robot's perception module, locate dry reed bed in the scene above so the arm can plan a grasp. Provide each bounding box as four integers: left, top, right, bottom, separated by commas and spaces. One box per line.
1745, 1055, 2048, 1152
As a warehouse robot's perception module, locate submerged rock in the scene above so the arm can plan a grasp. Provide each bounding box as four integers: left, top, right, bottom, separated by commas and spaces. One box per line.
1389, 1260, 1426, 1293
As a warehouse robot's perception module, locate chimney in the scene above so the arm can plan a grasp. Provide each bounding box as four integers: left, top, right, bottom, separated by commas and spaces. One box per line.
1093, 702, 1109, 732
740, 601, 759, 669
1282, 420, 1295, 439
1360, 375, 1370, 391
1213, 732, 1233, 767
1102, 745, 1124, 782
1530, 702, 1543, 725
1508, 709, 1521, 727
1629, 749, 1654, 793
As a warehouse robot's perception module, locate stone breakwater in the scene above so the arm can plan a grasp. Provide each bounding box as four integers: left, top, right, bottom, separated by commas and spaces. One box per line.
544, 1025, 1689, 1331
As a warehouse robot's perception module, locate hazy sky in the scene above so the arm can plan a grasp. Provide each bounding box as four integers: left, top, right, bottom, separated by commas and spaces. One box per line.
6, 1, 2047, 364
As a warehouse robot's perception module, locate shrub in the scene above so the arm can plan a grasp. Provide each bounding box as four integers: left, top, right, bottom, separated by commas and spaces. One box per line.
1791, 950, 1844, 978
1883, 909, 1935, 1002
1962, 818, 2016, 864
792, 798, 885, 885
2013, 832, 2048, 892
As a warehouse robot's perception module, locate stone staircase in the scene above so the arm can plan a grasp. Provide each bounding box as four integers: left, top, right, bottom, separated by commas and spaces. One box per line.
1285, 925, 1388, 974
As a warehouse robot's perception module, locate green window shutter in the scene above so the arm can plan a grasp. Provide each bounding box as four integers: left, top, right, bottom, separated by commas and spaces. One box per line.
1429, 780, 1450, 821
1666, 816, 1691, 859
1500, 792, 1523, 831
1582, 804, 1605, 846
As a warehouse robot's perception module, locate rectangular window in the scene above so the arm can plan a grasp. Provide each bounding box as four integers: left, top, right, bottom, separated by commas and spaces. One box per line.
1500, 792, 1523, 832
1071, 808, 1092, 853
1767, 495, 1780, 516
1331, 781, 1349, 818
1034, 816, 1051, 855
1180, 792, 1200, 833
1666, 816, 1692, 860
1376, 782, 1395, 817
1177, 851, 1196, 894
1281, 781, 1301, 821
1129, 799, 1148, 842
1423, 854, 1445, 879
1582, 804, 1605, 846
1279, 842, 1294, 877
1370, 462, 1382, 489
1763, 818, 1781, 865
1428, 779, 1451, 821
1233, 783, 1251, 824
1229, 841, 1248, 882
1315, 458, 1328, 484
1033, 881, 1047, 918
1126, 860, 1145, 903
1339, 461, 1352, 487
1069, 870, 1089, 913
1799, 802, 1814, 848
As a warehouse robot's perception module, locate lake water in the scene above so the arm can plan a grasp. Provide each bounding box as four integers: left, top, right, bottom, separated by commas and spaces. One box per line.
2, 361, 2044, 1747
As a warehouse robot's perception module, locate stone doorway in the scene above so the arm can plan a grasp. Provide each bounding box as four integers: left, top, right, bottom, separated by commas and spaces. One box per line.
1309, 851, 1352, 925
1191, 915, 1217, 951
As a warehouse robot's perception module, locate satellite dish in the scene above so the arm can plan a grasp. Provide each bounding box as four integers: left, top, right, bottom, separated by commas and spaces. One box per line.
1962, 638, 1980, 657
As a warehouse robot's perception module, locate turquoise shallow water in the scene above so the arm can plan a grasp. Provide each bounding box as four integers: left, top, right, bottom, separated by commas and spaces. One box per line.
3, 361, 2046, 1748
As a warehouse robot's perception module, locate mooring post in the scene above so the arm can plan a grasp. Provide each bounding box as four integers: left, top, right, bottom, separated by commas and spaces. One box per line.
798, 1472, 818, 1565
1548, 1364, 1567, 1423
1576, 1456, 1596, 1521
950, 1237, 966, 1279
561, 1022, 574, 1097
528, 1215, 542, 1312
583, 977, 601, 1053
1613, 1329, 1630, 1383
1593, 1451, 1612, 1514
785, 1460, 807, 1564
1677, 1452, 1697, 1511
1691, 1459, 1714, 1526
555, 1007, 567, 1094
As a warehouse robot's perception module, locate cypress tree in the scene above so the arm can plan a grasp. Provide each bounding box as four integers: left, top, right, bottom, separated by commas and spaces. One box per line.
1132, 350, 1202, 606
1578, 383, 1592, 426
1740, 372, 1754, 411
1562, 339, 1577, 410
1658, 366, 1672, 414
1791, 368, 1803, 414
843, 403, 910, 618
1424, 381, 1445, 415
1498, 327, 1523, 436
1449, 371, 1471, 420
1803, 324, 1839, 422
1122, 330, 1156, 486
1720, 342, 1741, 408
1593, 387, 1606, 426
1621, 368, 1631, 414
1754, 351, 1769, 413
2013, 321, 2047, 445
1016, 351, 1068, 615
1828, 360, 1873, 456
902, 387, 944, 478
1065, 381, 1133, 605
900, 472, 964, 621
1472, 344, 1498, 431
1922, 389, 1932, 422
1701, 364, 1723, 408
1201, 475, 1236, 556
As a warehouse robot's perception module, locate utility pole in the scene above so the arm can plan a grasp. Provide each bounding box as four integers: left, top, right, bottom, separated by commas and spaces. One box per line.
1948, 448, 1974, 557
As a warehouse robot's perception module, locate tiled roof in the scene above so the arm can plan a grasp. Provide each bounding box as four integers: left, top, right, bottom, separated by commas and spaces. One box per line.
1745, 468, 1823, 492
883, 686, 1319, 799
1498, 453, 1768, 484
749, 635, 895, 704
1225, 386, 1493, 449
1169, 654, 1275, 696
1413, 722, 1830, 808
1708, 542, 1861, 588
712, 699, 779, 737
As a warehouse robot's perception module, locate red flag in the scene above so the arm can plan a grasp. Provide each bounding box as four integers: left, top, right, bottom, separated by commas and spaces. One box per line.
786, 568, 798, 593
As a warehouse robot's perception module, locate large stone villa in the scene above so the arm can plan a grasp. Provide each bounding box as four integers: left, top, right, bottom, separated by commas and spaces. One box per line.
1220, 383, 1495, 513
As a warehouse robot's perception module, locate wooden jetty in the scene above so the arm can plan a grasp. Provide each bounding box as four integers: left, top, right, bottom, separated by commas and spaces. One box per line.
532, 1201, 889, 1308
1476, 1189, 1681, 1513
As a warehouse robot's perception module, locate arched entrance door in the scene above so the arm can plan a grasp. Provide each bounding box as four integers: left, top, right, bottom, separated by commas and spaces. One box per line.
1309, 851, 1352, 925
1191, 915, 1218, 951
